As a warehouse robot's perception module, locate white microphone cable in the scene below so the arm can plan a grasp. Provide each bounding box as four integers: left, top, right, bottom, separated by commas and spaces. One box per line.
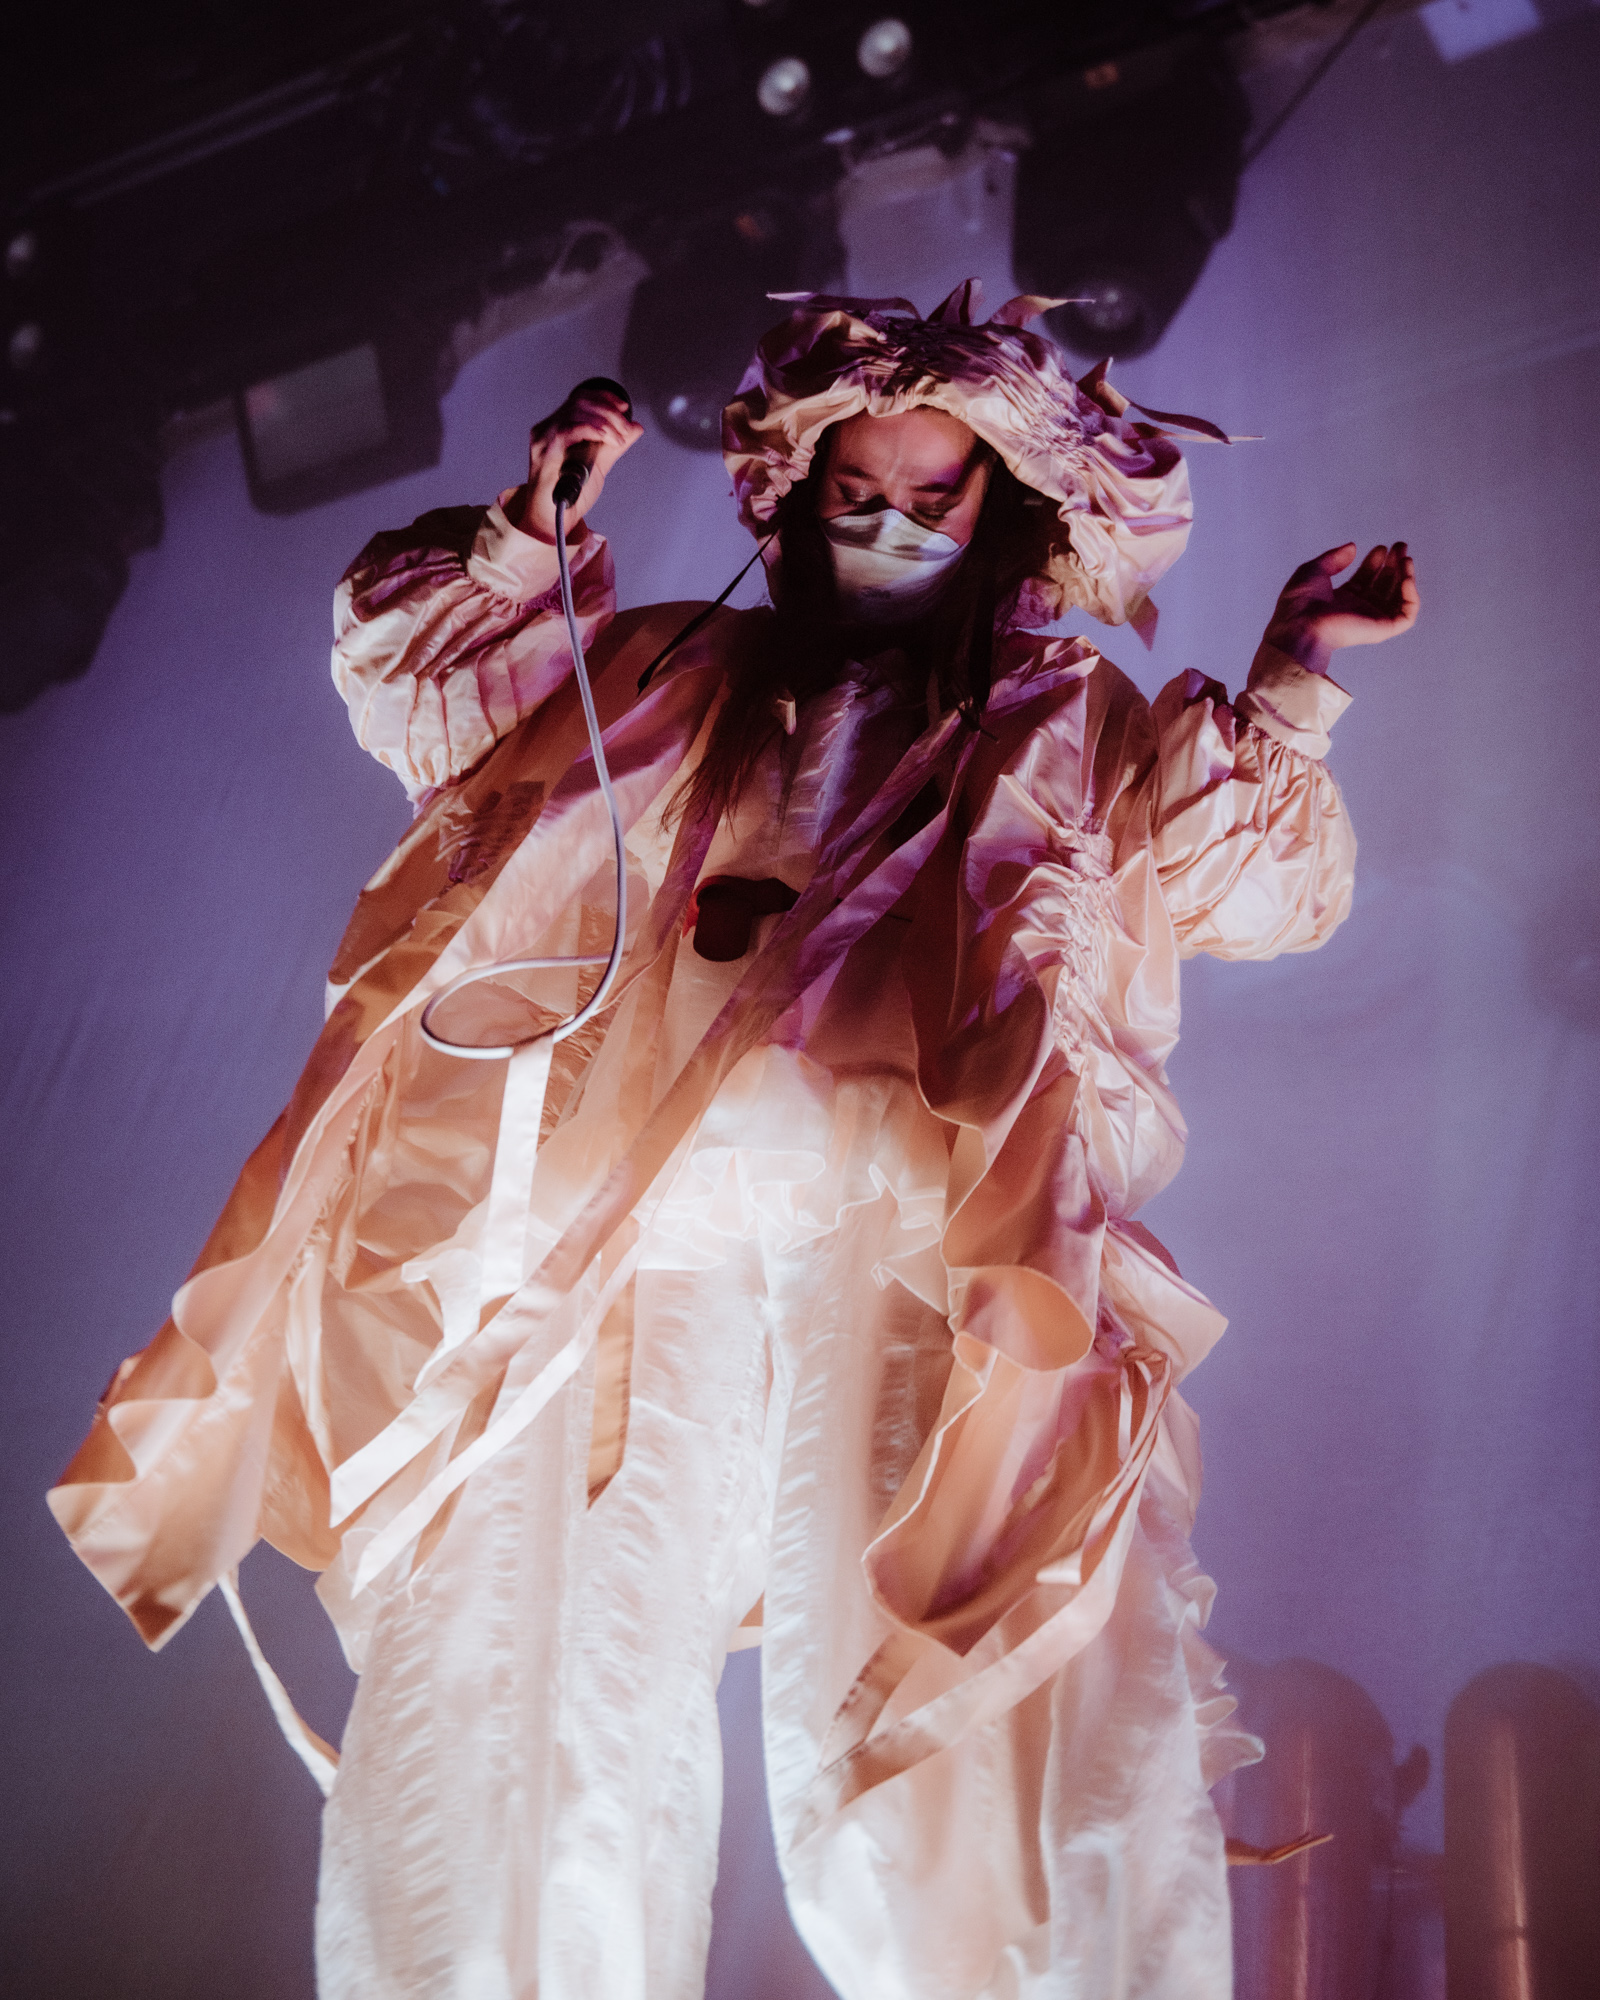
419, 464, 627, 1061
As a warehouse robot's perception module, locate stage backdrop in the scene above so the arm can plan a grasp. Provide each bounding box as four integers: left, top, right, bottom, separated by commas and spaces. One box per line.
3, 13, 1597, 1996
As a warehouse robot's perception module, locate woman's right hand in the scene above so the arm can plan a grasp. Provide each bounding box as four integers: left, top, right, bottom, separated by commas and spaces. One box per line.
515, 382, 644, 544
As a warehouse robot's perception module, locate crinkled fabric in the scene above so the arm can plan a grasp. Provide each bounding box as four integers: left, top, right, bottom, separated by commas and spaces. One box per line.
331, 494, 613, 804
51, 495, 1356, 1999
722, 281, 1199, 633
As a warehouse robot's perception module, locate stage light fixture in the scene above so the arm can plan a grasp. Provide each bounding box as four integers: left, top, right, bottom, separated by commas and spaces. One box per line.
623, 197, 843, 451
241, 346, 388, 485
857, 18, 913, 80
1012, 50, 1248, 361
8, 323, 42, 372
234, 330, 446, 514
757, 55, 812, 118
5, 223, 47, 390
1071, 282, 1142, 342
0, 407, 163, 712
624, 260, 774, 450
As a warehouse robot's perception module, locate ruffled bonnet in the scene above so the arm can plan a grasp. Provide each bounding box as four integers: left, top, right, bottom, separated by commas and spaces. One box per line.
722, 278, 1224, 641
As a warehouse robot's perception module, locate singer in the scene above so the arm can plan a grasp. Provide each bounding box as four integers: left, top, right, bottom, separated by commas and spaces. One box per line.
51, 285, 1417, 1999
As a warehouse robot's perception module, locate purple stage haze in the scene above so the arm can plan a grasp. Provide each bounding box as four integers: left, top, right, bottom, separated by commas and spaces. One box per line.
3, 12, 1597, 1996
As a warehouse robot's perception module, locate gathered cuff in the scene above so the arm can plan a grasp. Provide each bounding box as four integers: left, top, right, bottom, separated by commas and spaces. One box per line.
469, 490, 601, 603
1234, 643, 1352, 761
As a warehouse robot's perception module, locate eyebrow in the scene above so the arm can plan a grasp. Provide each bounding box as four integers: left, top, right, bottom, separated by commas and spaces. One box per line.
834, 461, 969, 492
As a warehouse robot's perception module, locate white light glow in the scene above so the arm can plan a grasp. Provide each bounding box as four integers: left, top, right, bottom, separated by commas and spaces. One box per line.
757, 56, 812, 118
857, 18, 913, 80
1419, 0, 1541, 62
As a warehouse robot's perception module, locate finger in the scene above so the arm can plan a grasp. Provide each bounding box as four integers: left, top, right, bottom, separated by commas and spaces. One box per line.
568, 383, 632, 418
1287, 542, 1358, 586
551, 412, 625, 448
566, 399, 631, 438
571, 423, 645, 480
1343, 547, 1389, 602
570, 404, 636, 441
1369, 545, 1406, 603
545, 426, 619, 468
590, 410, 646, 451
1377, 545, 1415, 610
557, 403, 644, 457
529, 415, 639, 489
567, 387, 635, 433
528, 388, 635, 450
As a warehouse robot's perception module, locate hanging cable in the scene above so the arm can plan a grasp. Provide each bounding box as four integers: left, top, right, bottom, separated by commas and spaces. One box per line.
417, 376, 773, 1060
419, 488, 628, 1061
635, 532, 774, 694
1242, 0, 1388, 169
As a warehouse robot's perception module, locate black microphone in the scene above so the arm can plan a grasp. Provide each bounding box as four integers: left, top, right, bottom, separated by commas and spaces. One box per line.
552, 376, 633, 509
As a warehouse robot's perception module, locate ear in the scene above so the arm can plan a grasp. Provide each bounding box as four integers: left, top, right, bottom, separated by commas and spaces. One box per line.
929, 278, 983, 326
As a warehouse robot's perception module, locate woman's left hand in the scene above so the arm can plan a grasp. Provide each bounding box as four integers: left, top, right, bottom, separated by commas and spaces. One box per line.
1265, 541, 1419, 675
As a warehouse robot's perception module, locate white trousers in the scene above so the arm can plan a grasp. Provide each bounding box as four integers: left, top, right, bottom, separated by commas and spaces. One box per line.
315, 1199, 1237, 2000
317, 1236, 782, 2000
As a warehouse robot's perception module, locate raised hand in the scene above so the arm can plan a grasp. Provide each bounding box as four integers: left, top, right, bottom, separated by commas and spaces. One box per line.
515, 382, 644, 544
1265, 541, 1419, 676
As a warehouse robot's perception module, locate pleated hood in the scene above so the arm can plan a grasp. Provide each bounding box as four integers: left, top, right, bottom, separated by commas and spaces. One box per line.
722, 278, 1226, 640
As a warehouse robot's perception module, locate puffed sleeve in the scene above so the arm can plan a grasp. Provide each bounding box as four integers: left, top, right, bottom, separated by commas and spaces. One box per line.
1141, 642, 1357, 960
330, 491, 616, 801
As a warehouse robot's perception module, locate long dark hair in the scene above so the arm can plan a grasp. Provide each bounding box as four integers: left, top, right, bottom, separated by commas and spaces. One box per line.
671, 423, 1057, 830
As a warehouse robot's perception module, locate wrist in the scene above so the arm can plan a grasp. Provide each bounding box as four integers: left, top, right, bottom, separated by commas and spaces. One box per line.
1263, 621, 1334, 679
509, 483, 559, 545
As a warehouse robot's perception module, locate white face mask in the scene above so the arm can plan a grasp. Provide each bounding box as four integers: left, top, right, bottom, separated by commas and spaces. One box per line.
821, 506, 967, 625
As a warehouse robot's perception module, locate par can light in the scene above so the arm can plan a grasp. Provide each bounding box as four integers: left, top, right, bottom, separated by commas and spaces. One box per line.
8, 323, 43, 371
1071, 280, 1143, 343
857, 18, 913, 81
757, 55, 812, 118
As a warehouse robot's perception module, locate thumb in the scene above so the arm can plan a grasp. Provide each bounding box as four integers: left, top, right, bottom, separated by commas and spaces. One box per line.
1286, 542, 1358, 588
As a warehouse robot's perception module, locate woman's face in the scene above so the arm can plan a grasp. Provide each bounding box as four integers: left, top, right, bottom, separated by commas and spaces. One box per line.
817, 407, 992, 546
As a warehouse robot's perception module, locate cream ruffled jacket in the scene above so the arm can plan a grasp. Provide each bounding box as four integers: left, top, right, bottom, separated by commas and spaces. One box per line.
51, 492, 1355, 1997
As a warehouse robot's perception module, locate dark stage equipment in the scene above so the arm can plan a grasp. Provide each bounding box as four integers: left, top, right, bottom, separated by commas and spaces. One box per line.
1010, 41, 1249, 360
1218, 1657, 1431, 2000
622, 192, 844, 449
1, 0, 1368, 711
1444, 1665, 1600, 2000
236, 331, 449, 516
